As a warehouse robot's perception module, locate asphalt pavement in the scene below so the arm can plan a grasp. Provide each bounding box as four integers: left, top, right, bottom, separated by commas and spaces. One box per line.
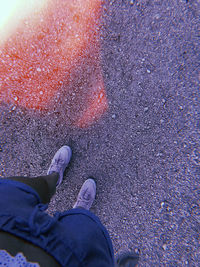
0, 0, 199, 266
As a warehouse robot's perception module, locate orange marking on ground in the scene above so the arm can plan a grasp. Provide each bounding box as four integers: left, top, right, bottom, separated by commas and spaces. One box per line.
0, 0, 107, 127
75, 83, 108, 128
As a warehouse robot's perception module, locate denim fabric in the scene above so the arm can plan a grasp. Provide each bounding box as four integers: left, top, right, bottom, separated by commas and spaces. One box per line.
0, 179, 115, 267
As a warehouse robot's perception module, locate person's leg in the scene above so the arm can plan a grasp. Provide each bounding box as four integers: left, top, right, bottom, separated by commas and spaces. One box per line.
72, 179, 139, 266
5, 145, 72, 204
6, 172, 59, 204
57, 178, 115, 266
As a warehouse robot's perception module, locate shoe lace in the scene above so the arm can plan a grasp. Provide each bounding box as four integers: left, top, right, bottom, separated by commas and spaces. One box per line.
82, 188, 91, 201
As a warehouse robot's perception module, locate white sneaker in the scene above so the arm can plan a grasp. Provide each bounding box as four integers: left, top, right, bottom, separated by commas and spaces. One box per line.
47, 146, 72, 187
73, 179, 96, 210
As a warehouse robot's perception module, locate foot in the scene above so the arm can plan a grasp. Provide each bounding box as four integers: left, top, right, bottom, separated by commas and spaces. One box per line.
73, 178, 96, 210
47, 146, 72, 187
116, 252, 139, 267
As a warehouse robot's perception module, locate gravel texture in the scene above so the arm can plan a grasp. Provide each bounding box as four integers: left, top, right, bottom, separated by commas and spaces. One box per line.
0, 0, 200, 266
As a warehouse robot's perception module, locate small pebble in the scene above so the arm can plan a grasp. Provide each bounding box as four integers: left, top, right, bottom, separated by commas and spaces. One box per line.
36, 67, 41, 72
144, 107, 148, 112
112, 114, 116, 119
162, 244, 167, 250
99, 93, 104, 98
130, 0, 134, 5
14, 96, 18, 101
155, 14, 161, 19
147, 69, 151, 73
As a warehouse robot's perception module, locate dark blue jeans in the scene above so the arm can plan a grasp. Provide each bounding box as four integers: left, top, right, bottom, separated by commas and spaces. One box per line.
0, 178, 115, 266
